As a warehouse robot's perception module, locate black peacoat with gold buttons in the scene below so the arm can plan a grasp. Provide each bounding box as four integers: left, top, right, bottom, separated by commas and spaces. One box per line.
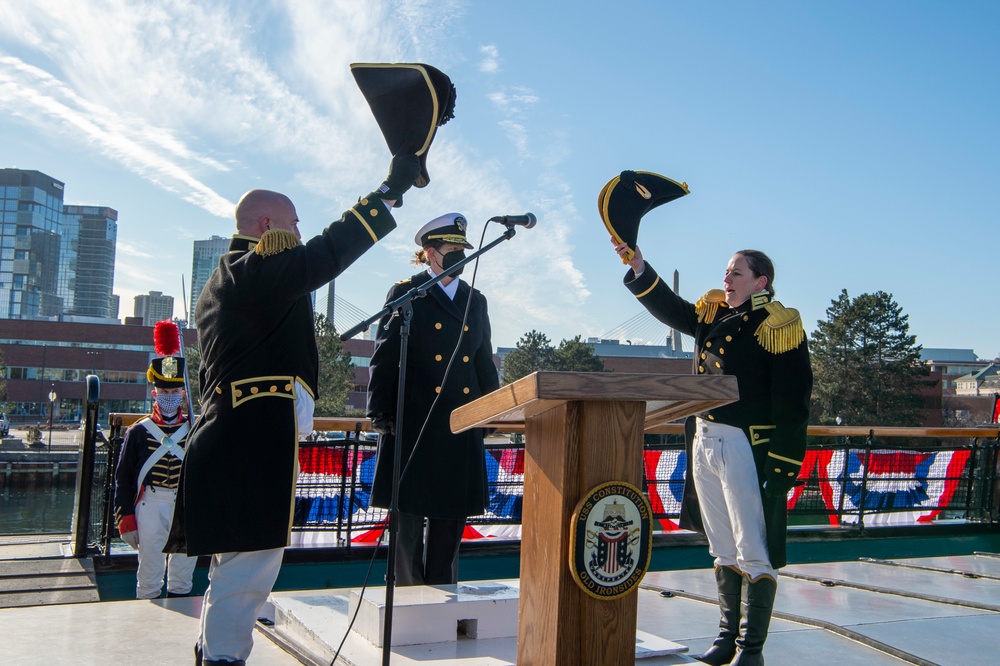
367, 271, 500, 519
625, 261, 812, 568
165, 196, 397, 557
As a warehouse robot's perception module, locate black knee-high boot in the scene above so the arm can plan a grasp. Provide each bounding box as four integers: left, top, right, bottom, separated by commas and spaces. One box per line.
730, 576, 777, 666
694, 565, 743, 665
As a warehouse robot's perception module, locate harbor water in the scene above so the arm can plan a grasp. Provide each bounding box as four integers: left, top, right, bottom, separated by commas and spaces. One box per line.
0, 483, 76, 534
1, 427, 83, 535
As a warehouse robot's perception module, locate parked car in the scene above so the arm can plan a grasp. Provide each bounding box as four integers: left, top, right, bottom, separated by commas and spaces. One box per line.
0, 413, 8, 437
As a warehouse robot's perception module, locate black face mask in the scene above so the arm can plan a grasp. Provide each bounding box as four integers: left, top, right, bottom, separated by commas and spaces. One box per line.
440, 249, 466, 276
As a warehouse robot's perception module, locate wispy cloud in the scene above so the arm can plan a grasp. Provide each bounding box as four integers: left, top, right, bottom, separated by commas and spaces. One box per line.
488, 87, 542, 113
0, 0, 590, 345
479, 44, 500, 73
0, 56, 235, 218
487, 86, 542, 158
498, 120, 531, 158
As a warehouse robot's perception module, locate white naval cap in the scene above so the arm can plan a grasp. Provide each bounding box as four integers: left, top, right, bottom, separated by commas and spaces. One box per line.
413, 212, 473, 248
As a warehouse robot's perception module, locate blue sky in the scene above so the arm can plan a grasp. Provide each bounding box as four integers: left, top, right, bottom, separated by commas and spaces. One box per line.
1, 1, 997, 359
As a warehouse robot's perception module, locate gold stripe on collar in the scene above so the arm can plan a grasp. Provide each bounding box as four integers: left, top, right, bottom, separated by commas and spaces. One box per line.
751, 292, 770, 311
229, 235, 260, 253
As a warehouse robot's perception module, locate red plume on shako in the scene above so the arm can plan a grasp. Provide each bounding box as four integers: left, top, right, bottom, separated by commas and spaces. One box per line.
153, 320, 181, 357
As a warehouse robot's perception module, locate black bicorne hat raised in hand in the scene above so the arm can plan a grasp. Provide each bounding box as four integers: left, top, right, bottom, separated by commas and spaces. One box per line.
351, 63, 457, 189
599, 170, 690, 264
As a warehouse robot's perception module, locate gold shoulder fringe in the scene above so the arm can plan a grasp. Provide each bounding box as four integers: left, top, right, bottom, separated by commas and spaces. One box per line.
695, 289, 727, 324
254, 229, 302, 257
754, 302, 805, 354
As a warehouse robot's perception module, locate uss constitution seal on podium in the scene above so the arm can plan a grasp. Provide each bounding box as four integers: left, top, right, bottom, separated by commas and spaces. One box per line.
569, 480, 653, 600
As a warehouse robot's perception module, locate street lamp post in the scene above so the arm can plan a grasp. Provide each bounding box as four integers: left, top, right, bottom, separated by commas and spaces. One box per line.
48, 385, 57, 453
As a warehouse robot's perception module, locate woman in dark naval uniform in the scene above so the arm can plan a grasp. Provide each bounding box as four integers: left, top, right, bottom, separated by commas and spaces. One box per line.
368, 212, 500, 586
614, 241, 812, 666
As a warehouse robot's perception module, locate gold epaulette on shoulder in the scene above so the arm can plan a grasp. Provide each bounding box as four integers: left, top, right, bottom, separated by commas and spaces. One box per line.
695, 289, 727, 324
395, 278, 411, 285
754, 301, 805, 354
254, 229, 302, 257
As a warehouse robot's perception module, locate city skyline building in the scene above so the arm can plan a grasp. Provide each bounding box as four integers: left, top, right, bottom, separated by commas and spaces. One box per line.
59, 204, 118, 320
133, 290, 174, 325
189, 235, 228, 321
0, 168, 65, 320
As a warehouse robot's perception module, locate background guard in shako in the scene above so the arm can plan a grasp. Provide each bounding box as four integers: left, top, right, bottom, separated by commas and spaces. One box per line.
113, 320, 198, 599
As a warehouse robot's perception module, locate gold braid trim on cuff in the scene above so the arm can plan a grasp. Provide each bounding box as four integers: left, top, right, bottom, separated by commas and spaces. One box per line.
754, 301, 805, 354
768, 450, 804, 466
255, 229, 302, 257
695, 289, 727, 324
634, 275, 660, 299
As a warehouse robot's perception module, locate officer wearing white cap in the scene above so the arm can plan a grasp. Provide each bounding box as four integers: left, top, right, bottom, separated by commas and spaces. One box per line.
367, 212, 500, 586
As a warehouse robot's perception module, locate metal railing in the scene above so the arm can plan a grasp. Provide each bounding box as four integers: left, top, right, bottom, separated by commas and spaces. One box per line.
71, 375, 109, 556
73, 408, 1000, 557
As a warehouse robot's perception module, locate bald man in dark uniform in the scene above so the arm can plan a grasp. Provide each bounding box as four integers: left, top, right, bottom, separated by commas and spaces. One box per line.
168, 154, 421, 665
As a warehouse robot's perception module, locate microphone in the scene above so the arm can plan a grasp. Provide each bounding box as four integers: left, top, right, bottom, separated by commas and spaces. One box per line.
489, 213, 537, 229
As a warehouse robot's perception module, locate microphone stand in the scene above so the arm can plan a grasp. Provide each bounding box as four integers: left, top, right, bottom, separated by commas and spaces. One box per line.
341, 224, 518, 665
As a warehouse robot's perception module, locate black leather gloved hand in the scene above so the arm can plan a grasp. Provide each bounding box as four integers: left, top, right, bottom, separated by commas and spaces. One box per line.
376, 154, 421, 207
370, 415, 395, 436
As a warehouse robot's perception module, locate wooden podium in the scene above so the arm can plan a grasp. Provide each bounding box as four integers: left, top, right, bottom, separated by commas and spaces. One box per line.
452, 371, 738, 665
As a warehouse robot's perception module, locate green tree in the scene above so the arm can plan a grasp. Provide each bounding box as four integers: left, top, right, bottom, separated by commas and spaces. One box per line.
314, 314, 356, 416
554, 335, 605, 373
810, 289, 930, 426
502, 330, 557, 384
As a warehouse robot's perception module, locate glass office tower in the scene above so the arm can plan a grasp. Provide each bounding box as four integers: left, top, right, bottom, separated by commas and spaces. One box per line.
60, 205, 118, 318
0, 169, 65, 319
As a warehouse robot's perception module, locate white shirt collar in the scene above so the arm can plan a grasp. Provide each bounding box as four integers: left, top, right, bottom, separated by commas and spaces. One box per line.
427, 268, 459, 300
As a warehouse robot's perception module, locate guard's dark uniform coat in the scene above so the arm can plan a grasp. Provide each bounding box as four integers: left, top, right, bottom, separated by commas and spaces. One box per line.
114, 419, 187, 527
625, 262, 812, 568
367, 271, 500, 519
166, 198, 396, 556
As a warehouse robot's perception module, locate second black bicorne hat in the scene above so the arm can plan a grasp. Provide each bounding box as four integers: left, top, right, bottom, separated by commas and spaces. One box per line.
599, 170, 690, 264
351, 63, 457, 189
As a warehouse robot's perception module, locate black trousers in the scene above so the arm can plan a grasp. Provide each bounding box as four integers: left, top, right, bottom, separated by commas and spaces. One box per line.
394, 512, 465, 586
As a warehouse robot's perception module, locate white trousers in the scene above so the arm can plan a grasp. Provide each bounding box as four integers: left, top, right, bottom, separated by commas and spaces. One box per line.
199, 548, 284, 662
134, 486, 197, 599
691, 419, 776, 581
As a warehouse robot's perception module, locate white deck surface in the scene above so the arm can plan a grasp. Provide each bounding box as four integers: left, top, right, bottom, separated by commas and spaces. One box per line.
3, 553, 1000, 664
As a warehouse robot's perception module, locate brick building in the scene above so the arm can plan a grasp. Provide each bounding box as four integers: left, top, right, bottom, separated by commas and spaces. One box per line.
0, 319, 196, 425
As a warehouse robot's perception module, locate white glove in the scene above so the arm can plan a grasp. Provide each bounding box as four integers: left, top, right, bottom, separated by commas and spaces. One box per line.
120, 530, 139, 550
